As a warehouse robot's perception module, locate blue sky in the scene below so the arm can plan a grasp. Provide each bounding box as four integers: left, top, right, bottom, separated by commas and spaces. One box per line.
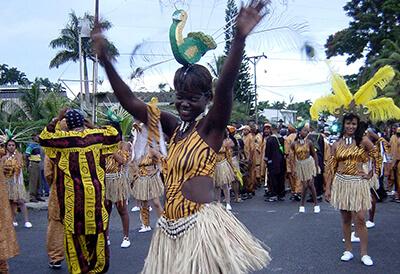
0, 0, 363, 103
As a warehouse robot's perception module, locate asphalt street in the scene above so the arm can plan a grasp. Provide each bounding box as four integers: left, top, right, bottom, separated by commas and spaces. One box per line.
9, 190, 400, 274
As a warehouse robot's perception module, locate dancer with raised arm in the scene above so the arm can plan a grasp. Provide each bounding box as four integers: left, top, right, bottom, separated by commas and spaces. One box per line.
93, 1, 271, 273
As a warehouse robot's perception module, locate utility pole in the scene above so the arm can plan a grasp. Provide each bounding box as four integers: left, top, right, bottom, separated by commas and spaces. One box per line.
92, 0, 99, 123
247, 53, 267, 125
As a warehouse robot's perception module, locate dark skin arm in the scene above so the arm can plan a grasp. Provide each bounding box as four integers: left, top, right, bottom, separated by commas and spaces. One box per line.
92, 30, 179, 138
308, 140, 319, 172
199, 0, 269, 151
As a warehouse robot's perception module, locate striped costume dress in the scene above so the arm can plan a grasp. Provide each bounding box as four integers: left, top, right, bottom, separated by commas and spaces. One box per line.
39, 125, 120, 274
328, 141, 373, 211
142, 118, 271, 274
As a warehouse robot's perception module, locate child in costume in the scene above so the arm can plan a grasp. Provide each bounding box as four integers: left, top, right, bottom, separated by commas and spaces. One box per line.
92, 1, 271, 273
214, 133, 236, 210
290, 122, 320, 213
311, 65, 399, 266
130, 122, 164, 233
1, 139, 32, 228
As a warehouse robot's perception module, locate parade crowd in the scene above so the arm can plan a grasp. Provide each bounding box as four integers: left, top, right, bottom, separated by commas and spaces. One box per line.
0, 1, 399, 273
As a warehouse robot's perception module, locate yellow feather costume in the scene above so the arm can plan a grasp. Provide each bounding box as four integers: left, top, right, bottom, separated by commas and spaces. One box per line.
310, 65, 399, 122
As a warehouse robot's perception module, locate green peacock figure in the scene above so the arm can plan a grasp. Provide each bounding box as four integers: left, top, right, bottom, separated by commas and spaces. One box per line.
169, 9, 217, 66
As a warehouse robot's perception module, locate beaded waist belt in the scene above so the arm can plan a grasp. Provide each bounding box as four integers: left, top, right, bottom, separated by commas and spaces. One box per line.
157, 213, 198, 240
105, 172, 123, 180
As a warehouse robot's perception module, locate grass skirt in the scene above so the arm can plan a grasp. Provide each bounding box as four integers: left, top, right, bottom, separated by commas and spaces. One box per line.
331, 173, 371, 211
214, 159, 236, 187
105, 173, 130, 203
295, 157, 316, 182
131, 173, 164, 201
6, 177, 28, 202
141, 203, 271, 274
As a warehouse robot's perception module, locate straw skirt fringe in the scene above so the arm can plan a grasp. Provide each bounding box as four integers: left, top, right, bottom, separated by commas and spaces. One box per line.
295, 157, 316, 182
369, 174, 379, 190
214, 159, 236, 187
105, 173, 130, 203
331, 173, 371, 211
141, 203, 271, 274
131, 173, 164, 201
6, 177, 28, 202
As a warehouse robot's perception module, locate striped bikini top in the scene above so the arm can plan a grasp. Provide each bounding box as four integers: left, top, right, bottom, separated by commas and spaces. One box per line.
163, 124, 217, 220
294, 142, 309, 161
335, 142, 369, 175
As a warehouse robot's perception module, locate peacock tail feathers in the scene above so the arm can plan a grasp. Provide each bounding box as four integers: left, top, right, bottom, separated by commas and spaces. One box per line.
187, 32, 217, 50
354, 65, 395, 105
365, 97, 400, 122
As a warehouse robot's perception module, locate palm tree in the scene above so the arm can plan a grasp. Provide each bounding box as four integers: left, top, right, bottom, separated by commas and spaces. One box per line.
355, 39, 400, 105
49, 11, 119, 102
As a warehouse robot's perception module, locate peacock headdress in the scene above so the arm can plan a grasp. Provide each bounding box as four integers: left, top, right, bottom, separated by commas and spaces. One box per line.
310, 65, 400, 123
169, 9, 217, 66
97, 104, 133, 139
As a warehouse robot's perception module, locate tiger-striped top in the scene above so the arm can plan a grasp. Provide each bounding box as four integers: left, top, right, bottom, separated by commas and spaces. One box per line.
327, 141, 369, 176
163, 124, 217, 220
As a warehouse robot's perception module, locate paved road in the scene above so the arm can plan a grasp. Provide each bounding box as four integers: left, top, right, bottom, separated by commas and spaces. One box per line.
9, 190, 400, 273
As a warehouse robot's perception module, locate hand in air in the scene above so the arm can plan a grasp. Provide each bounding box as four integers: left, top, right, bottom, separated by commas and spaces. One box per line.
91, 24, 108, 61
235, 0, 270, 40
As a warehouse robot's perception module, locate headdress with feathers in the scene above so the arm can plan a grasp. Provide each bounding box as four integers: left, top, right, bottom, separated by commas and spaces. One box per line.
310, 65, 400, 122
0, 126, 39, 145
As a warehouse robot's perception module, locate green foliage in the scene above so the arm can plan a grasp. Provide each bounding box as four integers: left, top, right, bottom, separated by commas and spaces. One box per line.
271, 101, 287, 110
49, 11, 119, 97
325, 0, 400, 66
287, 100, 312, 120
0, 64, 30, 85
224, 0, 254, 115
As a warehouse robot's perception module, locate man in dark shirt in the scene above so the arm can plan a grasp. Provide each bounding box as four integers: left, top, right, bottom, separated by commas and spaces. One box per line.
265, 124, 286, 201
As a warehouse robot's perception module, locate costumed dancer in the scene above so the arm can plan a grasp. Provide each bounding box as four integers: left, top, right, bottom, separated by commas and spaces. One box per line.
44, 117, 68, 270
130, 118, 165, 233
214, 133, 236, 210
103, 110, 133, 248
290, 122, 320, 213
92, 1, 271, 273
261, 123, 271, 192
311, 65, 399, 266
285, 124, 302, 201
389, 127, 400, 202
227, 125, 243, 203
366, 128, 390, 228
242, 125, 255, 197
0, 144, 19, 273
1, 138, 32, 228
39, 109, 121, 274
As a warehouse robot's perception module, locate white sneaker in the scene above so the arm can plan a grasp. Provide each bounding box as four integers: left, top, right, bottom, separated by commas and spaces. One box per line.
226, 203, 232, 211
24, 222, 32, 228
149, 206, 152, 212
138, 225, 152, 233
341, 251, 354, 261
107, 236, 111, 246
120, 237, 131, 248
313, 205, 320, 213
299, 206, 305, 213
342, 232, 360, 243
366, 221, 375, 229
361, 255, 373, 266
131, 206, 140, 212
13, 221, 18, 227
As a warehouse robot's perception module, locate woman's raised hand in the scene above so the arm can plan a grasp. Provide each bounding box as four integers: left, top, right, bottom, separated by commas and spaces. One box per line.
91, 24, 108, 61
235, 0, 270, 40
